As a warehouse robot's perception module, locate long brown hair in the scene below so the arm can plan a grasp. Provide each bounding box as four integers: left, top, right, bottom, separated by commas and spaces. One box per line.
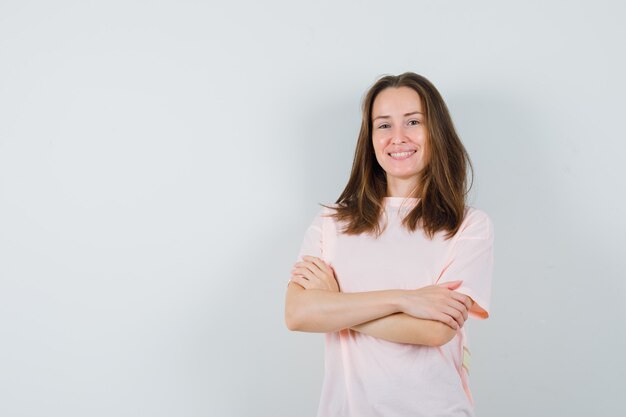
321, 72, 474, 240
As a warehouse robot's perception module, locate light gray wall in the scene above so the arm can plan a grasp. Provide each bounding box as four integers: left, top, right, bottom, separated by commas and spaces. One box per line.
1, 1, 624, 416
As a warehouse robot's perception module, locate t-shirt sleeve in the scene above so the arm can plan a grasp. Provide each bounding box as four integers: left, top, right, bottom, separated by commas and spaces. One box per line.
436, 209, 495, 319
289, 207, 325, 283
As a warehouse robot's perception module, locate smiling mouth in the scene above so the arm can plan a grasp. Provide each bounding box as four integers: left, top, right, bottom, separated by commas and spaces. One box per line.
388, 150, 416, 159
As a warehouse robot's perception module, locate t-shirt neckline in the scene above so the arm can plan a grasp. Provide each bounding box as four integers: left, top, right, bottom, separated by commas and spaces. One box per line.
383, 196, 420, 208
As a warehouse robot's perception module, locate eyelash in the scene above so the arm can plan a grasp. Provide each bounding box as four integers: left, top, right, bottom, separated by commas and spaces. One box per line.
377, 120, 420, 129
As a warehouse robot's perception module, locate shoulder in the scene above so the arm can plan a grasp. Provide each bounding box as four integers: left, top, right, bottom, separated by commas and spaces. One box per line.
457, 206, 494, 240
317, 203, 341, 218
321, 202, 341, 211
307, 203, 339, 227
463, 206, 492, 224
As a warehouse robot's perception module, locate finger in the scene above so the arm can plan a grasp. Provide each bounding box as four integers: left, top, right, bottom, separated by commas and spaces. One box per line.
447, 298, 469, 316
318, 260, 332, 275
448, 301, 469, 324
290, 275, 310, 289
450, 292, 473, 314
301, 258, 336, 287
436, 312, 459, 330
296, 259, 325, 277
315, 257, 336, 278
438, 280, 463, 290
292, 265, 323, 285
448, 305, 465, 327
442, 306, 465, 328
449, 291, 469, 305
290, 265, 300, 278
303, 256, 330, 275
292, 266, 318, 283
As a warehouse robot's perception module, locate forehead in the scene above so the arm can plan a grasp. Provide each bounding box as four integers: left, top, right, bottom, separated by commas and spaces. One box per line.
372, 86, 423, 115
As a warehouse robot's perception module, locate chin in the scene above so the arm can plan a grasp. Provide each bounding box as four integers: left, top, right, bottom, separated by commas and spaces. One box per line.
385, 169, 421, 178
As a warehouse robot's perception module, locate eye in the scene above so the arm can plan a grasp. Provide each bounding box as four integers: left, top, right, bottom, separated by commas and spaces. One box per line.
377, 123, 390, 129
408, 119, 420, 126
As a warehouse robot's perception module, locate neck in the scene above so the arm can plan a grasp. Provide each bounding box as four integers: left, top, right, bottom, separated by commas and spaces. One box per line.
386, 178, 422, 198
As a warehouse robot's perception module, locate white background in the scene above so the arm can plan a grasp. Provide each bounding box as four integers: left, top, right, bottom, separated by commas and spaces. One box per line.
1, 1, 625, 416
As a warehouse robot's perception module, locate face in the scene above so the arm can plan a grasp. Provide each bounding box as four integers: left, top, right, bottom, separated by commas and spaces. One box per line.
371, 86, 429, 195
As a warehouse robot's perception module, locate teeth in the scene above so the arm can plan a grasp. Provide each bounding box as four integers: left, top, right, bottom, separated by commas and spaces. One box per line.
389, 151, 415, 157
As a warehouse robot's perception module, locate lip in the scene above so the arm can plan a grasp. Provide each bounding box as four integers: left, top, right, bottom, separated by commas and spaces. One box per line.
387, 149, 416, 160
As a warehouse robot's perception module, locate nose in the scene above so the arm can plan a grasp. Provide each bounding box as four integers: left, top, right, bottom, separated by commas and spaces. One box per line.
391, 125, 406, 143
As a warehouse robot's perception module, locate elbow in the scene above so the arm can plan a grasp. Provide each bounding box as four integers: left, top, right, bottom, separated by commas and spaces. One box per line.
428, 322, 459, 347
285, 305, 324, 332
284, 300, 307, 331
284, 310, 302, 331
284, 283, 308, 331
284, 285, 328, 332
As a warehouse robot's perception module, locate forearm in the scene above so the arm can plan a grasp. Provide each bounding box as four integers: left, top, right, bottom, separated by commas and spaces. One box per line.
285, 282, 404, 333
350, 313, 457, 346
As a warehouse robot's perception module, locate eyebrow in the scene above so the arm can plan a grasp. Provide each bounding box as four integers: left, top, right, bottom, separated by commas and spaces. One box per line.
372, 111, 423, 121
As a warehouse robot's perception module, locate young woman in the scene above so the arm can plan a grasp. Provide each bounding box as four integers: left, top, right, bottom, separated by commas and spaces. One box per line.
285, 72, 494, 417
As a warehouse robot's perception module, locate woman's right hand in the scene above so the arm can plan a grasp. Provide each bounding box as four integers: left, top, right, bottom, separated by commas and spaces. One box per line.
399, 280, 472, 330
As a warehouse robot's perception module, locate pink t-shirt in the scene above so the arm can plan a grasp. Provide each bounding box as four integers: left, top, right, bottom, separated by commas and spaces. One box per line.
294, 196, 494, 417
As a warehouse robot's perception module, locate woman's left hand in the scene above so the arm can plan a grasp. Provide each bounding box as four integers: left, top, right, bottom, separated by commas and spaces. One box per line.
290, 255, 339, 292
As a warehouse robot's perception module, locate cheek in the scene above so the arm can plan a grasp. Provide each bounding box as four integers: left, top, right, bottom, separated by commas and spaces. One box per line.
419, 145, 430, 166
415, 133, 428, 154
415, 129, 428, 144
372, 144, 386, 165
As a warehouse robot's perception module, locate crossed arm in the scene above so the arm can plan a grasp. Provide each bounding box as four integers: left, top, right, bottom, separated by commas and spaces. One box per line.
285, 256, 474, 347
350, 311, 469, 346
